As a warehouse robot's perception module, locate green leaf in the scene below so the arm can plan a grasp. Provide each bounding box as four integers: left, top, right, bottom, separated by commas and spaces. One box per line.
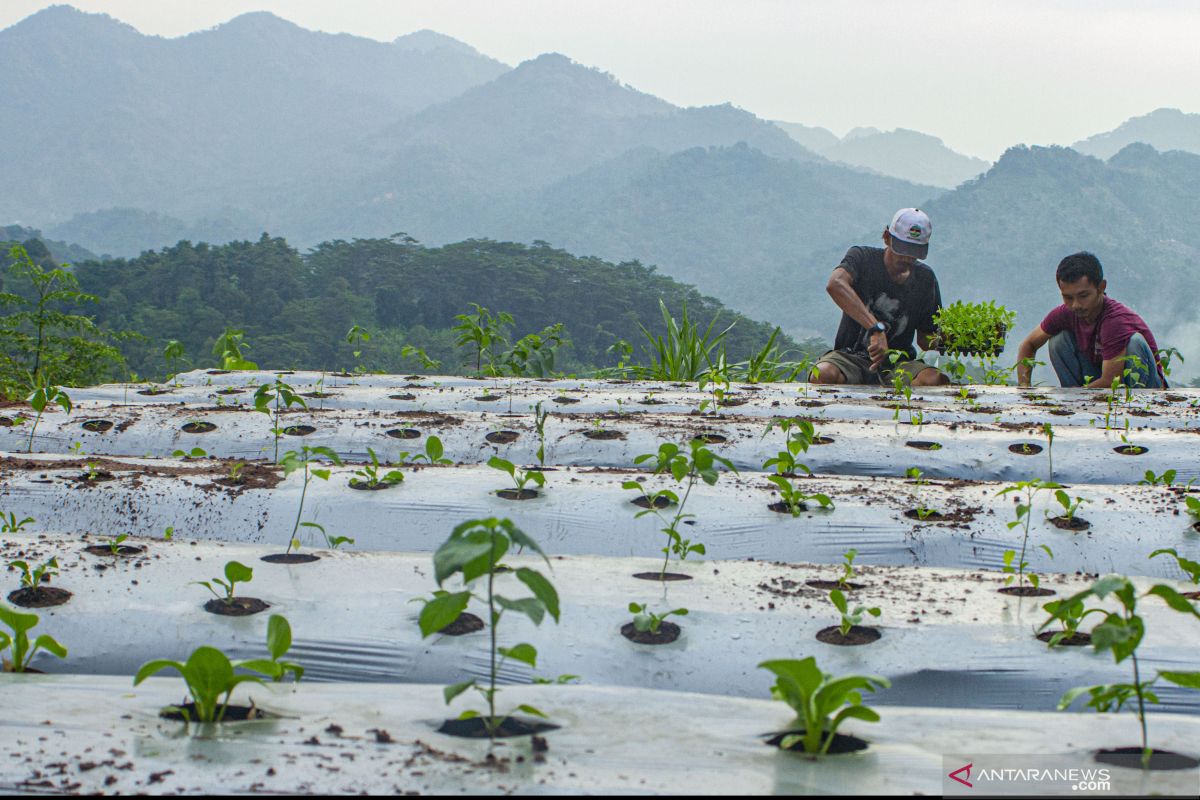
265, 615, 292, 661
31, 634, 67, 659
443, 679, 475, 705
516, 568, 560, 623
515, 703, 547, 719
498, 643, 538, 667
1145, 584, 1200, 619
134, 658, 184, 686
418, 591, 472, 638
432, 530, 499, 586
487, 456, 515, 477
1159, 670, 1200, 689
495, 596, 546, 625
224, 560, 253, 585
184, 646, 236, 710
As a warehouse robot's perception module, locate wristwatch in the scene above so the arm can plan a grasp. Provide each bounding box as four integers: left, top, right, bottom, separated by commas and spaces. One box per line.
869, 322, 888, 335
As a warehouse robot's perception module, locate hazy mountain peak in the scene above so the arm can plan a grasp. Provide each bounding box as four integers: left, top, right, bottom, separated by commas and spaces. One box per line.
1073, 107, 1200, 160
2, 3, 141, 39
392, 29, 483, 57
844, 126, 882, 141
201, 10, 307, 39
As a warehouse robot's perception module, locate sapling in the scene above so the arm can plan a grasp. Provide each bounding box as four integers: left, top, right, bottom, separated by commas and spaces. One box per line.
1039, 595, 1107, 647
24, 384, 71, 453
105, 533, 130, 555
253, 378, 307, 464
627, 602, 688, 635
532, 401, 550, 467
397, 435, 452, 466
905, 467, 938, 520
8, 557, 59, 592
761, 417, 816, 477
453, 303, 513, 375
1042, 422, 1055, 481
1182, 496, 1200, 526
758, 656, 890, 756
1050, 490, 1089, 525
350, 447, 404, 489
172, 447, 208, 460
226, 461, 246, 484
418, 518, 561, 739
345, 324, 370, 374
828, 588, 881, 637
1138, 469, 1176, 487
1, 512, 34, 534
235, 614, 304, 683
212, 327, 257, 371
632, 439, 737, 580
163, 339, 186, 385
487, 455, 545, 497
0, 603, 67, 673
768, 475, 834, 516
299, 521, 354, 550
836, 549, 860, 590
193, 560, 254, 607
1045, 576, 1200, 769
997, 479, 1060, 592
279, 446, 342, 555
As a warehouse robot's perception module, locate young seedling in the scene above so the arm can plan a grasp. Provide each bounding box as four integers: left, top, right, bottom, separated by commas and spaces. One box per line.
632, 439, 737, 580
212, 327, 257, 371
104, 533, 130, 555
298, 521, 354, 550
192, 561, 254, 607
1050, 490, 1089, 526
8, 558, 59, 592
1, 512, 34, 534
345, 324, 370, 374
761, 417, 817, 477
1046, 576, 1200, 769
279, 446, 342, 555
235, 614, 304, 683
997, 479, 1060, 592
226, 461, 246, 485
24, 385, 71, 453
1149, 548, 1200, 587
768, 474, 834, 516
453, 303, 513, 375
487, 455, 545, 498
172, 447, 208, 460
1039, 594, 1108, 647
828, 588, 881, 637
350, 447, 404, 489
758, 656, 890, 756
253, 378, 307, 464
627, 602, 688, 635
1042, 422, 1055, 481
418, 518, 560, 739
397, 435, 452, 466
1138, 469, 1177, 488
532, 401, 550, 468
836, 549, 861, 590
905, 467, 938, 520
0, 603, 67, 673
1182, 496, 1200, 527
163, 339, 187, 385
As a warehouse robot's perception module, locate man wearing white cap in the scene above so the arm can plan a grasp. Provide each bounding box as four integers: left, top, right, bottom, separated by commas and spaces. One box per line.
812, 208, 949, 386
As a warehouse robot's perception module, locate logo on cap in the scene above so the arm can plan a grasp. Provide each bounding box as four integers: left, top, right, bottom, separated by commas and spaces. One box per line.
907, 225, 923, 240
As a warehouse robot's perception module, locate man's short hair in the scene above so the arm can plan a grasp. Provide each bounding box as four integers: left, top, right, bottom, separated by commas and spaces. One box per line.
1056, 252, 1104, 287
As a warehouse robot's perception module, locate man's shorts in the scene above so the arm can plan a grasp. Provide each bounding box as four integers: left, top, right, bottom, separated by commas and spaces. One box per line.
816, 349, 934, 386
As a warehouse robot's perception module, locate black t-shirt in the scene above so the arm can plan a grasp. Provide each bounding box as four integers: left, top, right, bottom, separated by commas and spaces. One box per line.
832, 246, 942, 360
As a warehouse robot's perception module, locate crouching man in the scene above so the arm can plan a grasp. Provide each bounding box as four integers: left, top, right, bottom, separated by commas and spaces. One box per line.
1015, 252, 1165, 389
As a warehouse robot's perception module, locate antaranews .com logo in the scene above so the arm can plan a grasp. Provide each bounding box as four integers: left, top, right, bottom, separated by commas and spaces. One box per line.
942, 755, 1132, 796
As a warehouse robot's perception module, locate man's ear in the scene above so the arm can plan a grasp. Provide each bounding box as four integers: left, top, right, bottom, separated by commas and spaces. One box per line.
882, 229, 891, 247
1098, 278, 1108, 295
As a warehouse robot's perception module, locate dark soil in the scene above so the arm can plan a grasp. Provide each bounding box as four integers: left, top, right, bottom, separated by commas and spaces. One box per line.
765, 730, 868, 755
83, 544, 145, 557
1128, 408, 1159, 417
71, 470, 116, 485
160, 703, 269, 723
404, 375, 423, 380
965, 406, 1003, 414
485, 430, 520, 444
718, 397, 748, 407
768, 501, 813, 514
1036, 630, 1092, 646
816, 625, 881, 646
206, 370, 231, 375
998, 585, 1057, 597
620, 621, 681, 645
632, 571, 692, 582
1093, 748, 1200, 771
811, 436, 834, 445
385, 428, 421, 439
388, 393, 417, 401
693, 432, 726, 444
905, 441, 942, 451
796, 400, 827, 408
904, 508, 948, 522
638, 398, 666, 405
216, 388, 244, 395
631, 495, 672, 509
261, 553, 320, 565
211, 463, 283, 491
1008, 442, 1043, 455
0, 417, 13, 427
1048, 408, 1075, 416
583, 429, 625, 440
204, 597, 271, 616
437, 716, 559, 739
474, 395, 501, 402
283, 424, 316, 436
552, 396, 580, 404
348, 479, 397, 491
7, 586, 72, 608
391, 411, 463, 427
1113, 445, 1148, 455
181, 421, 217, 434
806, 580, 864, 591
302, 391, 334, 399
437, 612, 484, 636
1050, 515, 1091, 531
80, 420, 113, 433
496, 488, 539, 500
137, 388, 172, 396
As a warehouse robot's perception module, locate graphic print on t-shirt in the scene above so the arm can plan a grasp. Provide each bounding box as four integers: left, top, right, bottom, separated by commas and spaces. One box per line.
865, 293, 909, 350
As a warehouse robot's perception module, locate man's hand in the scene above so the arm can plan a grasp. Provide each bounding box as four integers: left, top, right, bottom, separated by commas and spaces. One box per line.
868, 330, 889, 371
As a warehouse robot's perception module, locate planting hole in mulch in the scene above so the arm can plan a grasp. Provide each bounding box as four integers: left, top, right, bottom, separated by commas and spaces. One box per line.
72, 470, 116, 485
385, 428, 421, 440
207, 370, 231, 375
437, 716, 559, 739
216, 388, 244, 395
160, 703, 272, 723
632, 571, 692, 582
811, 436, 834, 445
204, 597, 271, 616
1093, 748, 1200, 771
283, 424, 317, 436
81, 420, 113, 433
0, 417, 13, 427
904, 508, 948, 521
1009, 442, 1043, 455
1036, 630, 1092, 646
694, 432, 726, 444
639, 398, 666, 405
388, 393, 417, 401
7, 587, 72, 608
620, 621, 681, 645
302, 391, 334, 399
816, 625, 881, 646
552, 396, 580, 404
1051, 515, 1091, 531
486, 430, 519, 444
806, 580, 864, 591
181, 421, 217, 434
261, 553, 320, 565
797, 399, 827, 408
349, 479, 396, 491
606, 379, 632, 385
583, 429, 625, 440
631, 495, 673, 509
906, 441, 942, 451
474, 395, 501, 402
718, 397, 747, 407
137, 388, 172, 396
1113, 445, 1148, 455
765, 730, 869, 755
496, 488, 539, 500
998, 585, 1057, 597
1128, 408, 1159, 417
437, 612, 484, 636
1048, 408, 1075, 416
84, 544, 145, 557
404, 375, 423, 380
769, 501, 819, 514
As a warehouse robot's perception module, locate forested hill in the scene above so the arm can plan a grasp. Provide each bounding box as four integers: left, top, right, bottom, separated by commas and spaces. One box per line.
60, 235, 819, 379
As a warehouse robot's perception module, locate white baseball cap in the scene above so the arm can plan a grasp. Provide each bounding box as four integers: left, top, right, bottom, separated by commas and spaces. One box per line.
887, 208, 931, 259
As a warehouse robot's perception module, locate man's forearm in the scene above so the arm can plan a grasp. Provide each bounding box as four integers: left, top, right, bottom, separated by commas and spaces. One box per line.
1015, 340, 1037, 386
827, 277, 877, 330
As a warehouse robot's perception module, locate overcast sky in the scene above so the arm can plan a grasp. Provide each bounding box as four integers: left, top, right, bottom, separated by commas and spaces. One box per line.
4, 0, 1198, 160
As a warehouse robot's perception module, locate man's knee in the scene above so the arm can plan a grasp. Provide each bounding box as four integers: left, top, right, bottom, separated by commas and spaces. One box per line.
812, 361, 846, 384
912, 367, 950, 386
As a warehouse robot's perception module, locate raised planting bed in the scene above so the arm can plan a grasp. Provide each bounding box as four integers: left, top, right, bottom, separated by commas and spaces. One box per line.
4, 532, 1199, 716
1, 676, 1197, 795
